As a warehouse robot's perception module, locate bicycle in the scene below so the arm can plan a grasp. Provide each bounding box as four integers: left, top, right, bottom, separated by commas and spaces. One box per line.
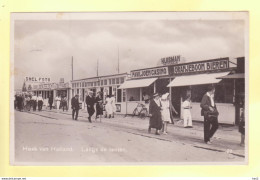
132, 102, 149, 118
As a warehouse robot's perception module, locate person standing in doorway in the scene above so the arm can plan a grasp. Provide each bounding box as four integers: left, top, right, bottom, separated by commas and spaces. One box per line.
71, 94, 80, 120
183, 95, 193, 128
148, 93, 163, 135
55, 95, 61, 111
37, 94, 43, 111
200, 85, 219, 144
85, 91, 95, 123
48, 95, 53, 110
95, 91, 103, 121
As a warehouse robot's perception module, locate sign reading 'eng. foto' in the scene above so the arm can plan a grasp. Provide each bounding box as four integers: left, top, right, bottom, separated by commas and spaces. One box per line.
131, 67, 169, 78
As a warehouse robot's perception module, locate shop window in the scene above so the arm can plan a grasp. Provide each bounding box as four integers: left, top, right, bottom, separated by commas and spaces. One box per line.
122, 89, 126, 102
191, 82, 234, 103
112, 78, 115, 84
85, 82, 87, 87
116, 78, 120, 84
141, 86, 153, 101
117, 89, 122, 102
127, 88, 140, 101
120, 77, 125, 84
191, 85, 208, 103
109, 79, 112, 85
101, 80, 103, 86
104, 80, 107, 85
94, 82, 96, 86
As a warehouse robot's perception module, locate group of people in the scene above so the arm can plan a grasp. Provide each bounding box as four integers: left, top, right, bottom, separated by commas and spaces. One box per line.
71, 91, 117, 122
148, 85, 222, 145
15, 92, 45, 112
14, 92, 68, 112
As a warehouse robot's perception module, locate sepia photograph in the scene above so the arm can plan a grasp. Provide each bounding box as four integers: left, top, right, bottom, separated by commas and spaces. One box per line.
10, 12, 248, 165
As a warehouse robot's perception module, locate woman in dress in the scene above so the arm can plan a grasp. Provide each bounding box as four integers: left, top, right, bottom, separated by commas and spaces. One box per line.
161, 93, 171, 134
110, 94, 116, 118
148, 93, 163, 135
95, 92, 103, 121
105, 95, 113, 118
55, 95, 61, 112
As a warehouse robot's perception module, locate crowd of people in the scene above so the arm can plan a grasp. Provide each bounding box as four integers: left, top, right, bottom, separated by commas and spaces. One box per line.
15, 85, 245, 146
71, 91, 117, 122
14, 92, 68, 112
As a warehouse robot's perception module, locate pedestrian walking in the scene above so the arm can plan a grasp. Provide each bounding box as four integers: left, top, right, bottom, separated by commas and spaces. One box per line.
48, 95, 53, 110
200, 85, 219, 145
183, 95, 193, 128
31, 93, 37, 111
95, 91, 103, 121
110, 94, 116, 118
25, 95, 31, 111
161, 92, 178, 134
37, 94, 43, 111
55, 95, 61, 111
105, 95, 112, 118
85, 91, 95, 123
148, 93, 163, 135
239, 107, 245, 146
16, 93, 23, 111
62, 96, 68, 111
71, 94, 80, 120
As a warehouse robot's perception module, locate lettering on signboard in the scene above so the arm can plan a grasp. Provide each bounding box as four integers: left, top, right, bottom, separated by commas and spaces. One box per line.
25, 77, 51, 83
131, 67, 168, 78
160, 55, 181, 66
171, 59, 229, 75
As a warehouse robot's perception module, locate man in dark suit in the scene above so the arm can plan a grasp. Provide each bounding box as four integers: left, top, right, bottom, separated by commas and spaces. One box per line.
85, 91, 95, 123
71, 94, 80, 120
200, 85, 219, 144
48, 95, 53, 110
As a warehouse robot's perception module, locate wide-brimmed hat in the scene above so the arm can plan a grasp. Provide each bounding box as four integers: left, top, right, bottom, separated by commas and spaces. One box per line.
161, 92, 169, 99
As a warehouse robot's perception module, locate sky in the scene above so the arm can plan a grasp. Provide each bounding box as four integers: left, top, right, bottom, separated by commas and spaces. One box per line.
14, 19, 245, 89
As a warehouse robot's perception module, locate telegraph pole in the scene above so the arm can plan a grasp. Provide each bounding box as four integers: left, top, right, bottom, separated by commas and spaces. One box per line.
71, 56, 74, 81
117, 46, 120, 74
97, 58, 99, 76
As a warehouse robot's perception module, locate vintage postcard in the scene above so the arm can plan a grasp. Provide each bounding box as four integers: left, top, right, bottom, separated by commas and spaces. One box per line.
10, 12, 248, 165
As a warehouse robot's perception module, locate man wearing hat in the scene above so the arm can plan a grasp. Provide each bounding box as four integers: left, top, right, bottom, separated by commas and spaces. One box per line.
200, 85, 219, 144
85, 91, 96, 123
71, 94, 80, 120
148, 92, 163, 135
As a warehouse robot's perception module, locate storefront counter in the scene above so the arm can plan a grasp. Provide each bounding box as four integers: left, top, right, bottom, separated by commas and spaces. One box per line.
181, 102, 235, 124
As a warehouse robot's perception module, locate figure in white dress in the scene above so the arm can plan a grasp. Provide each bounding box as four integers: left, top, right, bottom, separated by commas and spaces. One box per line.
110, 94, 116, 118
105, 95, 113, 118
161, 92, 178, 134
55, 95, 61, 112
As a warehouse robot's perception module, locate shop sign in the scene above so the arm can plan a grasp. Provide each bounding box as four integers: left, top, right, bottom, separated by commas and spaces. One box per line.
57, 82, 69, 89
25, 77, 51, 83
169, 58, 229, 75
158, 55, 183, 66
131, 67, 169, 78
